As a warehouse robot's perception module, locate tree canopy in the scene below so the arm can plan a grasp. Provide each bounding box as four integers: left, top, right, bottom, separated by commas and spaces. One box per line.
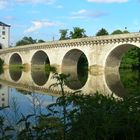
111, 29, 129, 35
111, 29, 123, 35
123, 30, 129, 34
70, 27, 87, 39
59, 29, 69, 40
96, 28, 109, 36
16, 37, 45, 46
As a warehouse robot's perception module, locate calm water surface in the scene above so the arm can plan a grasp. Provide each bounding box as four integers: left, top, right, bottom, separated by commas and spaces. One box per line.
0, 68, 140, 115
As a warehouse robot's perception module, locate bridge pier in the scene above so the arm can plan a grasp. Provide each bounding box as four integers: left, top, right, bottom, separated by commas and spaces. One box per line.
89, 65, 104, 75
0, 32, 140, 87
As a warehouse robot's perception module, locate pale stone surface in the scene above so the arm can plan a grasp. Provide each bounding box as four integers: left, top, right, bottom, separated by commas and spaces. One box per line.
0, 33, 140, 97
0, 32, 140, 72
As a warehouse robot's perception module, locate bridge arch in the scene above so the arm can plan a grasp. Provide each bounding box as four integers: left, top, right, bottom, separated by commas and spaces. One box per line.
105, 43, 139, 71
62, 49, 88, 90
9, 53, 22, 65
104, 43, 140, 97
0, 43, 3, 49
9, 69, 23, 82
31, 50, 50, 66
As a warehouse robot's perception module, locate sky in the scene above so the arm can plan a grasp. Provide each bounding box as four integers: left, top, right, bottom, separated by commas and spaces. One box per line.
0, 0, 140, 45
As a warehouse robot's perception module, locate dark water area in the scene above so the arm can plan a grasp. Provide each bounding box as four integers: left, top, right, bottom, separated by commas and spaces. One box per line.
120, 69, 140, 96
31, 69, 50, 86
9, 69, 22, 82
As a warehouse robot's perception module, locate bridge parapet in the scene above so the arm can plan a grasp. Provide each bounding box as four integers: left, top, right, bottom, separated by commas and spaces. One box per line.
0, 32, 140, 54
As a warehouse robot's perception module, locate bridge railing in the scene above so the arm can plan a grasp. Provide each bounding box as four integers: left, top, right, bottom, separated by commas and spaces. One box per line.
0, 32, 140, 54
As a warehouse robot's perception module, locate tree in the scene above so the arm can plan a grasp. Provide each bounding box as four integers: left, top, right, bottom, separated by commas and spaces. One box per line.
96, 28, 109, 36
38, 39, 45, 43
70, 27, 87, 39
59, 29, 69, 40
123, 30, 129, 34
111, 29, 123, 35
16, 37, 45, 46
111, 29, 129, 35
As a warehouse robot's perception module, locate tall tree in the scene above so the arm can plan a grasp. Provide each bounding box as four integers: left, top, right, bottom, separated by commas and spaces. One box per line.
16, 37, 45, 46
96, 28, 109, 36
70, 27, 87, 39
59, 29, 69, 40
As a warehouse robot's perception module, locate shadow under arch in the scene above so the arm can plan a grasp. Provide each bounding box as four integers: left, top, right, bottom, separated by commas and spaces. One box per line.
9, 53, 22, 65
105, 43, 140, 97
62, 49, 88, 90
31, 50, 50, 86
31, 69, 50, 86
0, 43, 2, 49
9, 69, 22, 82
31, 50, 50, 66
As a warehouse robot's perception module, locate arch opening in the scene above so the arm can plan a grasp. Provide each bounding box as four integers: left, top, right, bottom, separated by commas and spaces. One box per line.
0, 44, 2, 49
9, 53, 22, 65
31, 50, 50, 86
31, 69, 49, 86
31, 50, 50, 67
105, 44, 137, 72
9, 69, 22, 82
62, 49, 88, 90
105, 44, 140, 97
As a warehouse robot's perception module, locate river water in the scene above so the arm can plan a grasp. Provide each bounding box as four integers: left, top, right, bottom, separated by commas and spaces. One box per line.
0, 68, 140, 115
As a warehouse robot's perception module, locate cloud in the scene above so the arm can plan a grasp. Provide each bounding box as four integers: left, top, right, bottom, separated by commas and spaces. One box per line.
0, 0, 8, 9
0, 0, 56, 10
70, 16, 86, 19
87, 0, 128, 3
56, 5, 63, 9
72, 9, 88, 15
71, 9, 107, 19
24, 20, 59, 33
3, 16, 14, 20
88, 11, 108, 17
15, 0, 56, 4
71, 9, 89, 19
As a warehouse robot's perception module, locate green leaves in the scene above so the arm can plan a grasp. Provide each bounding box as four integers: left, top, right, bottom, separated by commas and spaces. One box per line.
96, 28, 109, 36
59, 27, 87, 40
16, 36, 45, 46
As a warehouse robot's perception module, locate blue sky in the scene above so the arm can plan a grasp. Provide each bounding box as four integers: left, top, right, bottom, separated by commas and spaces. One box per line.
0, 0, 140, 45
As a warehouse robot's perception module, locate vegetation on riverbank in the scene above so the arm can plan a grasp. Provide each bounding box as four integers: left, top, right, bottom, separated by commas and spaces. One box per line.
0, 73, 140, 140
1, 91, 140, 140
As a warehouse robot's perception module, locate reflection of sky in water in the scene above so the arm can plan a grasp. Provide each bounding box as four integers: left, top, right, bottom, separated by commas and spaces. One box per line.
2, 87, 57, 117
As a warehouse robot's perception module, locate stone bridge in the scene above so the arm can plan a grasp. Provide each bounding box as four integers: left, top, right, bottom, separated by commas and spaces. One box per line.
0, 32, 140, 97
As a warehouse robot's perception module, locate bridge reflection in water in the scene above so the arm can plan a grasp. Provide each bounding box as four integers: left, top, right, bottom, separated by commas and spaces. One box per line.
0, 68, 128, 99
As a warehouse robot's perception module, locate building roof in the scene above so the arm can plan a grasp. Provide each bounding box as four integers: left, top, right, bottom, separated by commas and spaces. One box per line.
0, 21, 10, 27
